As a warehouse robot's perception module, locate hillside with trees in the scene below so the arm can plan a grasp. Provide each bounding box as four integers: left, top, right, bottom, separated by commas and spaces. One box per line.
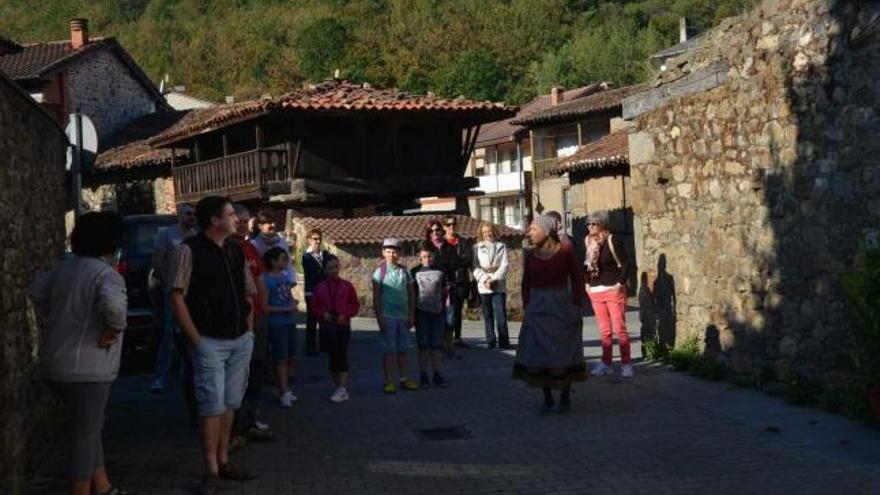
0, 0, 756, 104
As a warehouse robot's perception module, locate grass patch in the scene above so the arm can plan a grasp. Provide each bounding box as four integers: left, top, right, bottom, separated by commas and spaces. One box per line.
642, 334, 670, 362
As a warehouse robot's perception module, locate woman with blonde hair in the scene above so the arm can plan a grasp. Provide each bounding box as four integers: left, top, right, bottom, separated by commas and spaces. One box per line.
584, 210, 632, 378
473, 222, 510, 349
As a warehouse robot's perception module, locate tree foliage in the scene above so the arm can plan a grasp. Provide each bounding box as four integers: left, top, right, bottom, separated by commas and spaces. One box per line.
0, 0, 757, 104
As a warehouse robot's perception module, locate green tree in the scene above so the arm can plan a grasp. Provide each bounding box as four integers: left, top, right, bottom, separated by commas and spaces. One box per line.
296, 17, 349, 82
435, 49, 507, 101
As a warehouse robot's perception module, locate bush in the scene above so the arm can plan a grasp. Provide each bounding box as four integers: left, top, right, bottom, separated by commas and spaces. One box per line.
840, 229, 880, 386
666, 335, 700, 371
690, 355, 727, 380
642, 333, 670, 362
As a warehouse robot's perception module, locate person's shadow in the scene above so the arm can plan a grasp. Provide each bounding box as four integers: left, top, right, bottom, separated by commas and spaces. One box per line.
638, 271, 656, 343
654, 254, 676, 348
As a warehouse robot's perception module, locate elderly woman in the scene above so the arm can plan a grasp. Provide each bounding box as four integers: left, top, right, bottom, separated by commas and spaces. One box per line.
473, 222, 510, 349
513, 215, 586, 412
30, 212, 129, 495
584, 210, 632, 378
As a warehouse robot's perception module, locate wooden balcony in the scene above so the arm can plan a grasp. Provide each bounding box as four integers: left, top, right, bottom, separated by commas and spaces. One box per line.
533, 157, 561, 179
173, 147, 289, 204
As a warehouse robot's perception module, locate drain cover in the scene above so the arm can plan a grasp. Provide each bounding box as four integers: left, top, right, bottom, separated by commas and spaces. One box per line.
417, 426, 472, 441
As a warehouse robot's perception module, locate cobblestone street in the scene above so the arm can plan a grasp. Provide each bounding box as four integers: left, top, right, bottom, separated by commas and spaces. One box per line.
31, 313, 880, 495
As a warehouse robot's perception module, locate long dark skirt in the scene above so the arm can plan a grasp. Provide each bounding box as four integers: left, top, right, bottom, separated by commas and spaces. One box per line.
512, 287, 586, 389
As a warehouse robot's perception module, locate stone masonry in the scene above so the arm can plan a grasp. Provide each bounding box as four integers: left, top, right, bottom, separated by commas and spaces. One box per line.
0, 75, 67, 495
628, 0, 880, 389
68, 49, 158, 140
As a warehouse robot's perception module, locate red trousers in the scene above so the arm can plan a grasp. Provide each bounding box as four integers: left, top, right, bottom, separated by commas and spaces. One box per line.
588, 289, 631, 365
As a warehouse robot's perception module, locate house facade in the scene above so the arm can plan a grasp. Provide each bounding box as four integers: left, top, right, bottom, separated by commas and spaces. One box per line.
0, 19, 167, 141
149, 80, 516, 219
511, 84, 644, 236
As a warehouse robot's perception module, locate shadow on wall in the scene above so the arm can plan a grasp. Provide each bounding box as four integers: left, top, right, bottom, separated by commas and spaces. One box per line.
638, 253, 676, 347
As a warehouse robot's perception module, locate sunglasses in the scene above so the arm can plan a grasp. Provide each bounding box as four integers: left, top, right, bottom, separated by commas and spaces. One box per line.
444, 223, 456, 227
309, 237, 321, 241
430, 228, 443, 232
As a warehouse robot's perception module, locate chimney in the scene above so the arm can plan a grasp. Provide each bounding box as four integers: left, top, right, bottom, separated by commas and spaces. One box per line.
679, 17, 688, 43
550, 86, 564, 106
70, 18, 89, 49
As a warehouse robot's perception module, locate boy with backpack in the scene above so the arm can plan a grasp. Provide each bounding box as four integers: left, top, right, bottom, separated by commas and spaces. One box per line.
411, 241, 448, 388
372, 238, 418, 393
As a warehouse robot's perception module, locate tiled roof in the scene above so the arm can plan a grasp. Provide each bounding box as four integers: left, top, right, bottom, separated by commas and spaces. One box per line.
550, 132, 628, 174
476, 84, 602, 146
93, 110, 193, 172
511, 84, 648, 127
293, 215, 523, 245
151, 80, 518, 146
0, 37, 114, 80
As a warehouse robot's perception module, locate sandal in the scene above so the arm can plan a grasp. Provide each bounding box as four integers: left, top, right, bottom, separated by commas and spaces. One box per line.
219, 462, 254, 481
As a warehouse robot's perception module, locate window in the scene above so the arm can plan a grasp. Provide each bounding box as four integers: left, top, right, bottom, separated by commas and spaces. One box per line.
499, 148, 511, 174
562, 188, 572, 232
478, 198, 491, 222
504, 197, 524, 229
485, 148, 498, 176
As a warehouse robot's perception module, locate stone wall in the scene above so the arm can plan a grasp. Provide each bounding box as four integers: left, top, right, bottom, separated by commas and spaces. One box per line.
628, 0, 880, 389
68, 49, 158, 140
82, 177, 176, 215
0, 76, 67, 495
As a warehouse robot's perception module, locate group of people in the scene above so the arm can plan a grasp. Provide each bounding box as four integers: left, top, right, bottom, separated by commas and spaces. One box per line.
30, 197, 632, 495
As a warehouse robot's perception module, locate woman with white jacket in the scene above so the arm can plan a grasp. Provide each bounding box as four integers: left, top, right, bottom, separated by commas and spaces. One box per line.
473, 223, 510, 349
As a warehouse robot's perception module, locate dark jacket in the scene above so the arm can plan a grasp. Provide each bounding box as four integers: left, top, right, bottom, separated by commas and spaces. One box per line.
184, 233, 251, 339
302, 250, 326, 297
437, 235, 472, 286
588, 235, 630, 287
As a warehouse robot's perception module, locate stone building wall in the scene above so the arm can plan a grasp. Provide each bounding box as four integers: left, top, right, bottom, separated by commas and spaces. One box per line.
628, 0, 880, 388
82, 177, 176, 215
0, 76, 67, 495
68, 50, 158, 140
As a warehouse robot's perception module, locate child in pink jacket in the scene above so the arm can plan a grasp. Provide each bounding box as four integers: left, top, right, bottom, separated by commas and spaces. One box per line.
310, 255, 360, 403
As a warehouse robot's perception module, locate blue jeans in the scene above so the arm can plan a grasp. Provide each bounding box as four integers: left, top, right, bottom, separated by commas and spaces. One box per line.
190, 332, 254, 417
380, 318, 410, 354
480, 292, 509, 346
152, 290, 177, 386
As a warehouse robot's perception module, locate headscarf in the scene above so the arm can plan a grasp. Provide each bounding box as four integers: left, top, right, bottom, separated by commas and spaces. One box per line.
533, 214, 559, 237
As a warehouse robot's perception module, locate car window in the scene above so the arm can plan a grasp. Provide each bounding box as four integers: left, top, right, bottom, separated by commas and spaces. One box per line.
126, 217, 177, 257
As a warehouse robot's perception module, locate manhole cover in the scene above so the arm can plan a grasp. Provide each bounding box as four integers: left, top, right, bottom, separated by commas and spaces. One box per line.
417, 426, 472, 441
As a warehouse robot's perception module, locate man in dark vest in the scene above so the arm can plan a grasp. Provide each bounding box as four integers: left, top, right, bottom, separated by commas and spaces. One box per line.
170, 196, 257, 495
302, 227, 326, 356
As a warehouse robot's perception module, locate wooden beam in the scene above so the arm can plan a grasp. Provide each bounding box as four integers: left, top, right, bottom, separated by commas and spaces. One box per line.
255, 125, 264, 149
577, 122, 583, 146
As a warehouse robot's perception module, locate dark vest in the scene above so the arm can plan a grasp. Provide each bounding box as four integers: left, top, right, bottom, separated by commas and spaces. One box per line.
184, 233, 250, 339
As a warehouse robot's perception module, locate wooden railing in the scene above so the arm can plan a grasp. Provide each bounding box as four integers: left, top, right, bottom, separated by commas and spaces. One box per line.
173, 147, 288, 204
533, 157, 560, 179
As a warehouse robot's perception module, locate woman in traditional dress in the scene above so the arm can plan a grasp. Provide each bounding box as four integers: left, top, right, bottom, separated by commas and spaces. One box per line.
512, 215, 586, 412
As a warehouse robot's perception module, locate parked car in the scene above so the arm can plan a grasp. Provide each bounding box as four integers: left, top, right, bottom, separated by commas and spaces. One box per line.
117, 214, 177, 372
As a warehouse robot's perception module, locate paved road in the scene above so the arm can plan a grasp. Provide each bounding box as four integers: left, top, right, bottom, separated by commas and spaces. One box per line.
30, 313, 880, 494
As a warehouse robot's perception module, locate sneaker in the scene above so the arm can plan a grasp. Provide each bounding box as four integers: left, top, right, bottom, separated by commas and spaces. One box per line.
246, 426, 275, 442
150, 379, 164, 394
590, 362, 613, 376
383, 382, 397, 394
419, 373, 431, 388
253, 420, 270, 432
400, 378, 419, 391
329, 387, 349, 404
280, 390, 297, 408
621, 364, 634, 378
432, 373, 447, 388
218, 462, 254, 481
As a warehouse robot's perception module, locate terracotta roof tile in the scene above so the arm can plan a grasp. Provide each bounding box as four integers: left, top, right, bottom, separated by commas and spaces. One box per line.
151, 80, 518, 146
93, 110, 193, 171
476, 84, 603, 146
0, 38, 115, 80
511, 84, 648, 127
550, 132, 628, 174
293, 215, 523, 245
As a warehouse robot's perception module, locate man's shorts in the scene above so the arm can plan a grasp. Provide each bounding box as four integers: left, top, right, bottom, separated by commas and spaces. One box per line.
380, 318, 410, 354
415, 310, 445, 351
191, 332, 254, 417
